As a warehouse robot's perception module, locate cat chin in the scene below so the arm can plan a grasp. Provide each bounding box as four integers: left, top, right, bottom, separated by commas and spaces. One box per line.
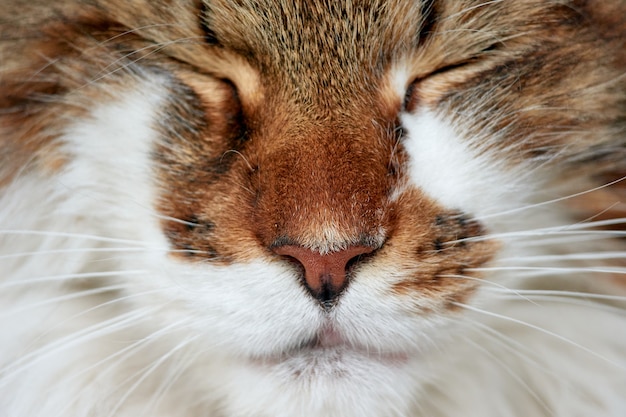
201, 320, 426, 416
250, 345, 411, 374
216, 348, 421, 417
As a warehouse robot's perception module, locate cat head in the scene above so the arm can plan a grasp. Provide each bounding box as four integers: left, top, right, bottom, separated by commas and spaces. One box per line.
2, 0, 625, 414
147, 0, 626, 309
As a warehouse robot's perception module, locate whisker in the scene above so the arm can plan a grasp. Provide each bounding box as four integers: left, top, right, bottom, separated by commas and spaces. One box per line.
574, 202, 622, 225
490, 293, 626, 316
0, 229, 145, 245
0, 247, 157, 260
24, 23, 192, 82
476, 175, 626, 221
141, 345, 203, 417
544, 217, 626, 231
96, 24, 194, 46
452, 302, 626, 370
461, 336, 554, 414
221, 149, 254, 172
514, 234, 625, 247
463, 318, 552, 373
443, 0, 505, 21
469, 266, 626, 275
54, 312, 191, 415
107, 335, 200, 417
0, 284, 131, 318
489, 288, 626, 303
0, 306, 158, 386
496, 251, 626, 263
36, 288, 177, 347
440, 273, 539, 305
82, 37, 205, 88
0, 270, 147, 289
65, 315, 192, 384
452, 229, 626, 245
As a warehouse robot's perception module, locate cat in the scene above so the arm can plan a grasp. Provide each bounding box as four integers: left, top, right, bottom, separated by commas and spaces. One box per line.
1, 0, 626, 416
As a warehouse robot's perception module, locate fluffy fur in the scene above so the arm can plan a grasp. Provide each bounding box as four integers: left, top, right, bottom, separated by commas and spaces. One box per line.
1, 1, 626, 416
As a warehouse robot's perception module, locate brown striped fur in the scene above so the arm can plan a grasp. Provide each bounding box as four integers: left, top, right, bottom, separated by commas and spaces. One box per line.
1, 3, 626, 415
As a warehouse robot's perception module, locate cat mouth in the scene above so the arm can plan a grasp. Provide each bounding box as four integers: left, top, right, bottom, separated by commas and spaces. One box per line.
254, 324, 410, 367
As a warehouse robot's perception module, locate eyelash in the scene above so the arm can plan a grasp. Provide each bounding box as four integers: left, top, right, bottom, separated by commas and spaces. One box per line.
402, 49, 494, 112
403, 81, 419, 112
403, 62, 469, 110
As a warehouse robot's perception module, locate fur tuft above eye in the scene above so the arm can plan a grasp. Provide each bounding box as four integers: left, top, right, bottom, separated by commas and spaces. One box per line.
218, 78, 248, 143
199, 1, 220, 46
178, 73, 247, 144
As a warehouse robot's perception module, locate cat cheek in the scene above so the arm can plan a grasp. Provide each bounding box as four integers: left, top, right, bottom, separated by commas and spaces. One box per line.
400, 109, 531, 219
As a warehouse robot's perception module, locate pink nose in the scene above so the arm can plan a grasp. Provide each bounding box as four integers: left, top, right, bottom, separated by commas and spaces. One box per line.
272, 245, 374, 304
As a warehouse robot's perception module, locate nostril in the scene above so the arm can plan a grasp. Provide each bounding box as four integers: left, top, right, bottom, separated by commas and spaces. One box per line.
346, 251, 369, 274
272, 244, 374, 305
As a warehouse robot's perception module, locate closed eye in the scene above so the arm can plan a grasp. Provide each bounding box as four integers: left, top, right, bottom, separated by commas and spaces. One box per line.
402, 44, 499, 111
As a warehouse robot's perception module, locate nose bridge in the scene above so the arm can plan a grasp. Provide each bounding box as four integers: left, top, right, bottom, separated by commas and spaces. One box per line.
254, 125, 392, 249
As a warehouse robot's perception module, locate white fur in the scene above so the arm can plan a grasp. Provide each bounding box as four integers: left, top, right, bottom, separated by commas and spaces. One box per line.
401, 109, 530, 219
1, 73, 626, 417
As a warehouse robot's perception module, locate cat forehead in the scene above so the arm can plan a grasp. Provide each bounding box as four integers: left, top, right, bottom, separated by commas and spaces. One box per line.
201, 0, 426, 102
195, 0, 555, 107
202, 0, 426, 60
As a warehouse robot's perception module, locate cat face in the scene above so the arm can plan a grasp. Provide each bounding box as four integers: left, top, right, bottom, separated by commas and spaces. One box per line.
1, 0, 625, 416
133, 0, 624, 339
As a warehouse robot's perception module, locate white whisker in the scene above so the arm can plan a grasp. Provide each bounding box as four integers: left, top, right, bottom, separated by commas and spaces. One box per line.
0, 229, 145, 245
461, 336, 554, 414
51, 308, 192, 414
470, 266, 626, 275
497, 251, 626, 263
107, 335, 200, 417
141, 345, 202, 417
83, 37, 205, 88
451, 229, 626, 246
443, 0, 505, 21
0, 306, 158, 386
0, 247, 161, 260
0, 284, 131, 318
440, 273, 539, 305
489, 289, 626, 303
0, 270, 147, 289
463, 319, 550, 373
476, 176, 626, 220
452, 302, 626, 370
491, 293, 626, 316
36, 289, 177, 349
514, 234, 624, 247
63, 315, 193, 388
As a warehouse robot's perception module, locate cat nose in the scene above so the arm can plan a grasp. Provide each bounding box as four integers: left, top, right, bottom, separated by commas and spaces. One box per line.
272, 245, 374, 305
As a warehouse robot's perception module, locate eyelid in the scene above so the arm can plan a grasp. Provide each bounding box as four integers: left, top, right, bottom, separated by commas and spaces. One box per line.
402, 54, 485, 112
221, 77, 242, 106
403, 81, 420, 112
218, 78, 247, 140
